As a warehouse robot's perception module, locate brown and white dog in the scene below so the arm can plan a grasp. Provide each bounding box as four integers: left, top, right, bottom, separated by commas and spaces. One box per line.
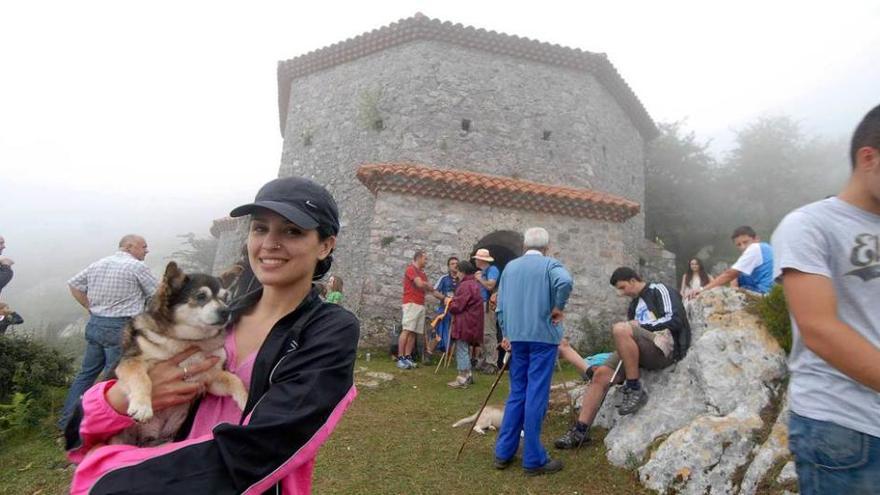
110, 262, 248, 446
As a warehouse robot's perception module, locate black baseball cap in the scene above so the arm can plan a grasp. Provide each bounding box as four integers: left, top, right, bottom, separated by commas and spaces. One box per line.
230, 177, 340, 235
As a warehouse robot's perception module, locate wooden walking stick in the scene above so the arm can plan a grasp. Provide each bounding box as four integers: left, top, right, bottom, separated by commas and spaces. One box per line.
430, 299, 452, 330
434, 314, 455, 374
604, 360, 623, 402
435, 339, 453, 374
456, 352, 510, 460
445, 319, 455, 369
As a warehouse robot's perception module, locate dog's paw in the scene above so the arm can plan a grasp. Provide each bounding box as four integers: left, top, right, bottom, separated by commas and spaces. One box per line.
232, 390, 248, 411
127, 400, 154, 422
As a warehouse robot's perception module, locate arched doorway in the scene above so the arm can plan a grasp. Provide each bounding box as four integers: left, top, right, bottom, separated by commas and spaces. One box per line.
471, 230, 524, 272
472, 230, 523, 367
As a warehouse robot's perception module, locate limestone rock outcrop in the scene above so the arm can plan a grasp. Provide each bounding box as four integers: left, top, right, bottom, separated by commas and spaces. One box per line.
567, 288, 794, 494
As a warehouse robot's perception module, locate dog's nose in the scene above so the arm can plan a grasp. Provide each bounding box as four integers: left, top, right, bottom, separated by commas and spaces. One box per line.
217, 308, 231, 322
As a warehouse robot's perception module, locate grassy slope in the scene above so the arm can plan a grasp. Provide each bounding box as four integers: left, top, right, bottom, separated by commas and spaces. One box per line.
313, 355, 650, 495
0, 424, 71, 495
0, 356, 650, 495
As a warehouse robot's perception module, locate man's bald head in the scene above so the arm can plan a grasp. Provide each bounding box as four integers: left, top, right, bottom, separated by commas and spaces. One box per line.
119, 234, 148, 261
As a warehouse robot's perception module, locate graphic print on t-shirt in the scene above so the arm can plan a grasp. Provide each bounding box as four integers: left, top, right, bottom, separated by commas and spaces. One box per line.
634, 298, 656, 324
847, 233, 880, 281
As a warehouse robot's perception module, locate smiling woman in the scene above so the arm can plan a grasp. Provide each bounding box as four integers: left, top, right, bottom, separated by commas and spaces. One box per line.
66, 177, 360, 495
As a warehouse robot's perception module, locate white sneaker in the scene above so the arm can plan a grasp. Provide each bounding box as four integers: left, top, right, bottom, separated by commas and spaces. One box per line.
447, 376, 469, 389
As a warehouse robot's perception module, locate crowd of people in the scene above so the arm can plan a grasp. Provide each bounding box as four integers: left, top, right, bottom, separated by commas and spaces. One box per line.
9, 103, 877, 493
388, 105, 880, 491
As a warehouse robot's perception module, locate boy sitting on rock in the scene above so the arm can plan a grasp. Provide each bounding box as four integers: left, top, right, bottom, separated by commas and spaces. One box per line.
555, 267, 691, 449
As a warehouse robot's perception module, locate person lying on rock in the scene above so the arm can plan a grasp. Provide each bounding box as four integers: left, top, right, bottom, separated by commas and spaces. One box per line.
555, 267, 691, 450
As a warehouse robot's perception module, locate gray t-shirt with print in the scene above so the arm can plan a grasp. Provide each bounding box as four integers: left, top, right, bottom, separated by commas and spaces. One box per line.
772, 197, 880, 437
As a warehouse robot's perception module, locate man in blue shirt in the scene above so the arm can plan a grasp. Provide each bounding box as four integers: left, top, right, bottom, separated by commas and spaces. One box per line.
494, 227, 572, 476
431, 256, 459, 353
697, 226, 774, 295
473, 248, 501, 373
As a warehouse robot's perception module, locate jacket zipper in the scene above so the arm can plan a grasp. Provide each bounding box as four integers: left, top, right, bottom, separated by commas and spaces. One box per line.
245, 352, 290, 417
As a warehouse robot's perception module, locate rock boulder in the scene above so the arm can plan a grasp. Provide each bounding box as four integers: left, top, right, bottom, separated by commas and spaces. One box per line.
567, 288, 793, 494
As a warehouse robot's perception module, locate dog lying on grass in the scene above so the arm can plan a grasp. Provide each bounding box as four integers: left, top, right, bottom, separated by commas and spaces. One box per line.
109, 262, 248, 447
452, 405, 505, 435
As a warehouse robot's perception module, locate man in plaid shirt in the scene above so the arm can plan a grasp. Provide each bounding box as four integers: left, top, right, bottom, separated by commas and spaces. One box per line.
58, 234, 159, 429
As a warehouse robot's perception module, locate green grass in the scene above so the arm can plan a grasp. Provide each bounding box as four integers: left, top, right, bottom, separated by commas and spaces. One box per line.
313, 354, 651, 495
0, 386, 71, 495
0, 422, 71, 495
0, 356, 650, 495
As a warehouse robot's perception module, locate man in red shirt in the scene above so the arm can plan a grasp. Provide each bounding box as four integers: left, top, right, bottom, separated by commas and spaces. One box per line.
398, 250, 438, 369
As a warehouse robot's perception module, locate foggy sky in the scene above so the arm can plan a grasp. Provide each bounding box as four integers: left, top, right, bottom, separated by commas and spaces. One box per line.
2, 1, 879, 324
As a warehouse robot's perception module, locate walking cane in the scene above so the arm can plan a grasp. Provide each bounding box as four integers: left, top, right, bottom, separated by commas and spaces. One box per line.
445, 318, 455, 369
430, 301, 450, 372
455, 352, 511, 460
434, 314, 455, 374
434, 339, 452, 374
603, 360, 623, 404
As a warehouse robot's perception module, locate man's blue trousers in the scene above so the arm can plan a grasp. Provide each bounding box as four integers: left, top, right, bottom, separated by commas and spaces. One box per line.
494, 341, 557, 468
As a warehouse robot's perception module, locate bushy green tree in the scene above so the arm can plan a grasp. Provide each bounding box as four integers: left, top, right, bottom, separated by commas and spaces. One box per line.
645, 121, 721, 273
0, 335, 72, 402
717, 116, 847, 258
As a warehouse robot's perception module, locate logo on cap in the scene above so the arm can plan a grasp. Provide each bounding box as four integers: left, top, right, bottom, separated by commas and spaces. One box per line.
305, 200, 318, 209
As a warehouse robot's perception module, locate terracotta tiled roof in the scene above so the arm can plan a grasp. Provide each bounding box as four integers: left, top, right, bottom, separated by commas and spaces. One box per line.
277, 13, 657, 140
356, 163, 640, 222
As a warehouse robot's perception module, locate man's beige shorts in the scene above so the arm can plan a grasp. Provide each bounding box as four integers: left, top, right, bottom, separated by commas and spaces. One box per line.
401, 303, 426, 335
603, 325, 673, 376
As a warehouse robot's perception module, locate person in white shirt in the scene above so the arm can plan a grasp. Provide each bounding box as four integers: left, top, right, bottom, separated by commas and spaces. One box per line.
697, 226, 775, 295
58, 234, 158, 429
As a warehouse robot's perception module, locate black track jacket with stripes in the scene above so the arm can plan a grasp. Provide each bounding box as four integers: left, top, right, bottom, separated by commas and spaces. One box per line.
626, 282, 691, 360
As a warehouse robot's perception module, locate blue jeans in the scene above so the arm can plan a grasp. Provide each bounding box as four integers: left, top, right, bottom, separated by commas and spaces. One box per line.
789, 411, 880, 494
58, 315, 130, 428
494, 341, 557, 468
455, 339, 471, 373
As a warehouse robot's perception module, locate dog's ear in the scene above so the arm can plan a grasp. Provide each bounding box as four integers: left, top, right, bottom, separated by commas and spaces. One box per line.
150, 262, 188, 321
163, 262, 187, 291
218, 264, 244, 290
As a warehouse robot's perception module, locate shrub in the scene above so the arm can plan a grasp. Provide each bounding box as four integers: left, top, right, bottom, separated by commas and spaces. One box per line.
0, 392, 35, 440
754, 285, 792, 354
0, 335, 73, 403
